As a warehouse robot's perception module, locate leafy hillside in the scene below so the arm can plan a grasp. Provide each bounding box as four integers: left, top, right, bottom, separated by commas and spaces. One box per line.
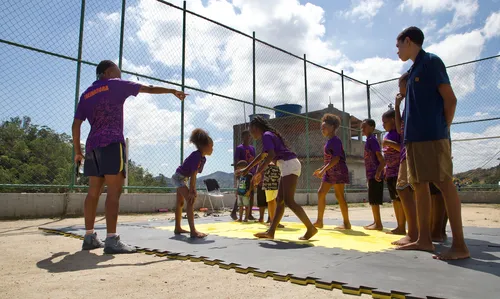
455, 164, 500, 185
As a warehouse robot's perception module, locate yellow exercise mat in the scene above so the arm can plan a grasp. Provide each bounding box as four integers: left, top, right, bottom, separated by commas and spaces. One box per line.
158, 221, 401, 253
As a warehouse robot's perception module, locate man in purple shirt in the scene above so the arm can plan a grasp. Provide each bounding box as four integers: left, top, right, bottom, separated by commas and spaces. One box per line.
72, 60, 187, 254
231, 130, 256, 220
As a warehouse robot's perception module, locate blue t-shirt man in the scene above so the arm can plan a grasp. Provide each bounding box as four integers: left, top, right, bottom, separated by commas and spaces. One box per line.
404, 49, 450, 143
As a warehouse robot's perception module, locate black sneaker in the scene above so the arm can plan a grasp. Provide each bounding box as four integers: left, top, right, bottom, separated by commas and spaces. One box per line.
82, 233, 104, 250
104, 235, 137, 254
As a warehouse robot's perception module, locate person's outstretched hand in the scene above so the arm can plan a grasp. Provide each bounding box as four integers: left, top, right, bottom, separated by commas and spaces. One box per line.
174, 90, 188, 101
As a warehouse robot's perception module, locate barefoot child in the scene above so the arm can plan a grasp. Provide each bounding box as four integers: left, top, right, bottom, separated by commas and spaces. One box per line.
313, 114, 351, 230
231, 130, 256, 220
381, 109, 405, 235
262, 162, 282, 227
236, 116, 318, 240
173, 129, 213, 238
236, 160, 253, 222
392, 73, 417, 246
361, 119, 386, 231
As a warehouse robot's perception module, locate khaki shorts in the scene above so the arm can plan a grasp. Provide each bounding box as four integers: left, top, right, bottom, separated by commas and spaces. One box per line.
406, 139, 453, 184
396, 160, 412, 190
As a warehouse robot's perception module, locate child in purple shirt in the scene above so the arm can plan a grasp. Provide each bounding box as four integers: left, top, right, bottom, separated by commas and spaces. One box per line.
231, 130, 257, 220
382, 109, 405, 235
173, 129, 213, 238
236, 116, 317, 240
361, 119, 386, 231
313, 114, 351, 230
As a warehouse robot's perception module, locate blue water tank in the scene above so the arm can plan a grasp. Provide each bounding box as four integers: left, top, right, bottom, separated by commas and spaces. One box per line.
249, 113, 270, 122
274, 104, 302, 118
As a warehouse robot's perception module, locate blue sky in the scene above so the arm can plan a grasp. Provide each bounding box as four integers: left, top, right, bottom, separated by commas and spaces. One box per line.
1, 0, 499, 179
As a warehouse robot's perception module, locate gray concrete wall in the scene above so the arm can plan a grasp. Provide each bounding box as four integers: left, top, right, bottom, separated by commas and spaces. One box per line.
1, 191, 499, 219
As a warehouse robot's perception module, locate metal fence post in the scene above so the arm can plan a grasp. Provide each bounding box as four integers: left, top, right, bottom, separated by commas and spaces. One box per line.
71, 0, 86, 190
180, 0, 187, 164
366, 80, 371, 119
118, 0, 126, 69
252, 31, 256, 149
304, 54, 310, 202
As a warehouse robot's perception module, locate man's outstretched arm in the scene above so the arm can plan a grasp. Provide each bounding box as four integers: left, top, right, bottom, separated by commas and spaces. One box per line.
139, 85, 188, 100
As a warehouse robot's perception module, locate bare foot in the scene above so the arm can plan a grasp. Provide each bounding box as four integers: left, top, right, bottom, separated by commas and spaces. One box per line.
235, 219, 242, 222
396, 241, 435, 252
363, 222, 375, 229
258, 218, 264, 223
190, 231, 207, 238
299, 227, 318, 240
254, 231, 274, 239
313, 221, 324, 229
391, 235, 414, 246
174, 228, 190, 235
387, 228, 406, 235
432, 234, 448, 243
364, 223, 383, 231
433, 246, 470, 260
243, 219, 248, 223
335, 222, 351, 230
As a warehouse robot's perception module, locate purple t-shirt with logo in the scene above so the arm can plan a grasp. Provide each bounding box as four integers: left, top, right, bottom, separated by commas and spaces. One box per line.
400, 110, 407, 163
235, 144, 256, 174
74, 79, 142, 153
383, 129, 401, 178
176, 150, 206, 177
364, 134, 382, 180
262, 131, 297, 161
323, 136, 349, 184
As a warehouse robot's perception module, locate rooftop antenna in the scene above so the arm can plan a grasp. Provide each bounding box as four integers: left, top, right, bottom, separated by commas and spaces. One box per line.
329, 95, 332, 105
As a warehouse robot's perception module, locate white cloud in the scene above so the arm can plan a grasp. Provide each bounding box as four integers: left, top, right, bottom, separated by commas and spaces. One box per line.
452, 123, 500, 173
343, 0, 384, 21
228, 149, 234, 153
98, 12, 121, 23
121, 58, 153, 75
422, 19, 437, 34
473, 112, 489, 117
426, 30, 484, 99
400, 0, 479, 34
483, 11, 500, 39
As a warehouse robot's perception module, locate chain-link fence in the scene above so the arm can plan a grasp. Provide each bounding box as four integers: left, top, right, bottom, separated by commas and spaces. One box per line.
1, 0, 498, 193
370, 56, 500, 190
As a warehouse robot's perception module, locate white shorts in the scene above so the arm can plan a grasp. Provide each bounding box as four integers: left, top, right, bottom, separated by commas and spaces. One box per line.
277, 158, 301, 177
265, 190, 278, 202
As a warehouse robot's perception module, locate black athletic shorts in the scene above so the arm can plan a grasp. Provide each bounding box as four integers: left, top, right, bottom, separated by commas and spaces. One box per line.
256, 185, 267, 207
84, 142, 126, 177
386, 177, 399, 201
368, 179, 384, 205
430, 183, 441, 195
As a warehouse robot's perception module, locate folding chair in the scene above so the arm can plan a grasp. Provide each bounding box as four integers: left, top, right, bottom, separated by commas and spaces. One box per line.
202, 179, 225, 213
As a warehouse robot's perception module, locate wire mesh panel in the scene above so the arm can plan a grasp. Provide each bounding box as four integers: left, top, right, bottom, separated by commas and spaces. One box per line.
0, 0, 81, 57
185, 12, 253, 103
123, 0, 183, 85
0, 45, 77, 192
82, 0, 123, 64
255, 41, 304, 110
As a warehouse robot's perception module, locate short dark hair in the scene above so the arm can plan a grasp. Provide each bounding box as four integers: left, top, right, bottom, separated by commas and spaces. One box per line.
96, 60, 117, 78
383, 109, 396, 119
236, 160, 248, 168
321, 113, 341, 130
241, 130, 250, 137
397, 26, 424, 47
190, 128, 211, 150
398, 72, 409, 84
362, 119, 376, 128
